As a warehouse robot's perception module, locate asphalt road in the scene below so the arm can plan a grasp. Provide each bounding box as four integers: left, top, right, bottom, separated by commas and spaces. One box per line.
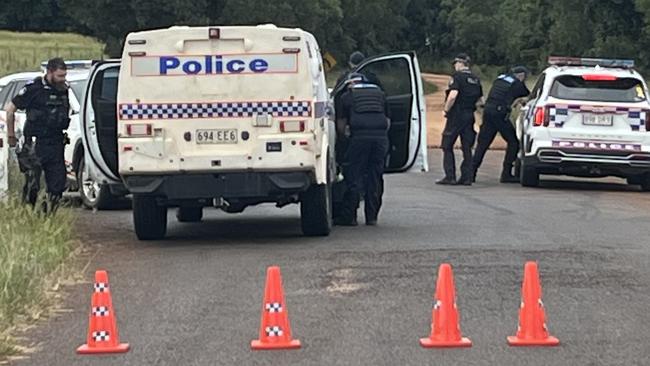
9, 149, 650, 366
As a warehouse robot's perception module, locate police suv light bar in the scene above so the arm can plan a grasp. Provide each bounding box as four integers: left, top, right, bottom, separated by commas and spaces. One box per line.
548, 56, 635, 69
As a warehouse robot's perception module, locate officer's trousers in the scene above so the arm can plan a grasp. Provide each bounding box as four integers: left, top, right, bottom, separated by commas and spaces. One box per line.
473, 108, 519, 173
20, 139, 66, 207
340, 136, 389, 224
441, 109, 476, 181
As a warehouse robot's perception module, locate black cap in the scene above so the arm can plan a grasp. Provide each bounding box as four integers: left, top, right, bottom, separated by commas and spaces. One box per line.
349, 51, 366, 67
511, 66, 530, 76
453, 53, 471, 65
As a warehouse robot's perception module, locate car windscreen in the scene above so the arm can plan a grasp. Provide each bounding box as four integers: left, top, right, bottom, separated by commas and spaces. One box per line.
549, 75, 646, 103
69, 79, 88, 102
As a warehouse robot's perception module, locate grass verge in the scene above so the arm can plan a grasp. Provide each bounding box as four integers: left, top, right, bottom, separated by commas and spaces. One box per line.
0, 30, 104, 77
0, 156, 77, 359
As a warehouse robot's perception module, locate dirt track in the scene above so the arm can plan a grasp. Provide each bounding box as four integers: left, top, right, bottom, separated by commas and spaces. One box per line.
423, 73, 506, 149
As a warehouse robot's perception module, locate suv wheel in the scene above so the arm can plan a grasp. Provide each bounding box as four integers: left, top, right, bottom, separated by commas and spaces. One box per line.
77, 155, 115, 210
520, 160, 540, 187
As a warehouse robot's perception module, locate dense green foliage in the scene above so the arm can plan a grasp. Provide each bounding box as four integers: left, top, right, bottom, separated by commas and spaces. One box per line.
0, 0, 646, 72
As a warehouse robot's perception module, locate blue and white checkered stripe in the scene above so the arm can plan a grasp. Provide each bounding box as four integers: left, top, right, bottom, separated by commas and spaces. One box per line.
549, 107, 569, 127
626, 109, 647, 131
549, 105, 648, 131
119, 101, 312, 120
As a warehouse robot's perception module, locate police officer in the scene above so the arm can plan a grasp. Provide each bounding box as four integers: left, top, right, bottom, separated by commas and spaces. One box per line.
472, 66, 531, 183
335, 73, 390, 226
4, 58, 70, 211
437, 53, 483, 186
334, 51, 366, 91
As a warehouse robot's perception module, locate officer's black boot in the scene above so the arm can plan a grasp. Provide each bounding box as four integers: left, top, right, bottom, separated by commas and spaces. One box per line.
435, 176, 457, 185
500, 168, 519, 183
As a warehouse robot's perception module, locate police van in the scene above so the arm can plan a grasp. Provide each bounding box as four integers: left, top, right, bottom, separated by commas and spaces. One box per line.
80, 25, 427, 240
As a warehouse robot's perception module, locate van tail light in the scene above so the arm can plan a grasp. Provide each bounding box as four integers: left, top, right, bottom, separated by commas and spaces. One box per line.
645, 110, 650, 132
534, 106, 550, 127
280, 121, 305, 133
126, 124, 153, 137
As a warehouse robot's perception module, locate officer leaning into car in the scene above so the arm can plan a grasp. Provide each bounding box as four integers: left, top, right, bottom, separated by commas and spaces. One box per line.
472, 66, 531, 183
335, 73, 390, 226
437, 53, 483, 186
4, 57, 71, 212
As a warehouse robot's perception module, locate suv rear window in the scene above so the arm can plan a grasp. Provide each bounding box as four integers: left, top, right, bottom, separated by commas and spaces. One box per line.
549, 75, 646, 103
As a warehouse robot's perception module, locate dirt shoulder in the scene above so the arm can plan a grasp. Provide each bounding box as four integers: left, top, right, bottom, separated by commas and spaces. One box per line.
423, 73, 506, 149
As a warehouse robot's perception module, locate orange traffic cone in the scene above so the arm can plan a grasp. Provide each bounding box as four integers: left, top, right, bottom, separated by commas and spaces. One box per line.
420, 263, 472, 348
77, 270, 130, 354
251, 266, 301, 350
507, 261, 560, 346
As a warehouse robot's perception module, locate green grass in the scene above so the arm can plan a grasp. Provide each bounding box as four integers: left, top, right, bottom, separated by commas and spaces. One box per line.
0, 157, 76, 358
0, 30, 105, 77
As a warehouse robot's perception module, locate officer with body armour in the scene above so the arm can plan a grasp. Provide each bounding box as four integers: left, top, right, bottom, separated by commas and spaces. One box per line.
335, 73, 390, 226
472, 66, 531, 183
437, 53, 483, 186
4, 58, 71, 211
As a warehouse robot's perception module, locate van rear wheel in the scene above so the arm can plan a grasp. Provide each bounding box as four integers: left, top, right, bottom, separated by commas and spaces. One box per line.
133, 195, 167, 240
300, 181, 333, 236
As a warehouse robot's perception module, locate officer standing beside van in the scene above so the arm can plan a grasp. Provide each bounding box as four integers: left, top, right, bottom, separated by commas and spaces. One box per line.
437, 53, 483, 186
335, 73, 390, 226
472, 66, 531, 183
4, 58, 70, 211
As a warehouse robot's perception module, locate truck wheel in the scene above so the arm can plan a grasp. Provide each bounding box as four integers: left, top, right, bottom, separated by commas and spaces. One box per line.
176, 206, 203, 222
77, 155, 115, 210
627, 175, 643, 186
300, 181, 332, 236
133, 194, 167, 240
520, 162, 539, 188
640, 174, 650, 192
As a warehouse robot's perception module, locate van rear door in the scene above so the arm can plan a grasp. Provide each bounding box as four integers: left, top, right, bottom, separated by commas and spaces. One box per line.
81, 61, 121, 185
354, 52, 428, 173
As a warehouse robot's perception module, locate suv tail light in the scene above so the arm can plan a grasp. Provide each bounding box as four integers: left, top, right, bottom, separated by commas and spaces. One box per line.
280, 121, 305, 133
126, 124, 153, 137
582, 74, 618, 81
534, 106, 550, 127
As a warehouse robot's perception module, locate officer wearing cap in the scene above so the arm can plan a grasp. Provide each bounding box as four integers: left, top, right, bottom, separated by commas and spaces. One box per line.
4, 57, 71, 211
437, 53, 483, 186
472, 66, 531, 183
335, 72, 390, 226
334, 51, 367, 90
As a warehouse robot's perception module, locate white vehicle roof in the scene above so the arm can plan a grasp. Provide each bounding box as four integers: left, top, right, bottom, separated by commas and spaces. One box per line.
0, 70, 89, 84
0, 72, 42, 86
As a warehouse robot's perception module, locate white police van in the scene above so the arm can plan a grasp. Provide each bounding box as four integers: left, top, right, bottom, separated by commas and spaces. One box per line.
517, 57, 650, 189
81, 25, 427, 240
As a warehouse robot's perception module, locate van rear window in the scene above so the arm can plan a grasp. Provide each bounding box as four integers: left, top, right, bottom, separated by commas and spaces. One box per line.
549, 75, 646, 103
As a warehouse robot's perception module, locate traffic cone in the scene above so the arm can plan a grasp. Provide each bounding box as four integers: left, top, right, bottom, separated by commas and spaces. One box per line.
77, 270, 130, 354
251, 266, 301, 350
420, 263, 472, 348
507, 261, 560, 346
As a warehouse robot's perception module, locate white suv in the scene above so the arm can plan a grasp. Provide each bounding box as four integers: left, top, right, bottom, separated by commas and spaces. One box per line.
516, 57, 650, 189
0, 67, 124, 207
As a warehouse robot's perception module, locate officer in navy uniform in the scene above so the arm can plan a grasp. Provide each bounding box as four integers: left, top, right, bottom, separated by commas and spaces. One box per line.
437, 53, 483, 186
335, 73, 390, 226
472, 66, 531, 183
4, 58, 70, 211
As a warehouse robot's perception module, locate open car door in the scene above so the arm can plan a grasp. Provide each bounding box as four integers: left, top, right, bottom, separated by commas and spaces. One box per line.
334, 52, 428, 173
81, 61, 121, 185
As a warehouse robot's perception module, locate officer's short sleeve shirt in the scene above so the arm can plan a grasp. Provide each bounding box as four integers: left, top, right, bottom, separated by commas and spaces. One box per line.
11, 80, 41, 110
512, 79, 531, 100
